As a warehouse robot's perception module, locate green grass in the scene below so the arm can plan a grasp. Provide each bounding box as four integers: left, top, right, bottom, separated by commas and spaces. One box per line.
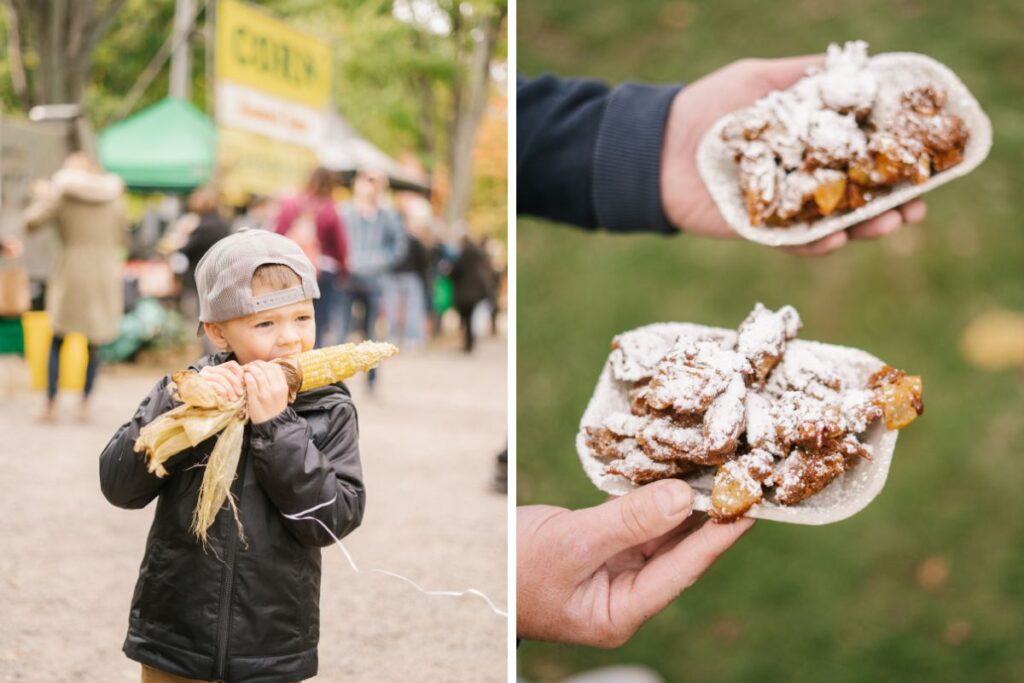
516, 1, 1024, 680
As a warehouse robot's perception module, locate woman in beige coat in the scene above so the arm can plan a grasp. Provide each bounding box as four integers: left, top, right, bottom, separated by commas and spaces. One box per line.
24, 153, 127, 421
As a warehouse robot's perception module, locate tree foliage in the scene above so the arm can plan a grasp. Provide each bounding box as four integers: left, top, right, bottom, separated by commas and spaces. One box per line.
266, 0, 507, 234
1, 0, 129, 109
0, 0, 206, 123
0, 0, 507, 235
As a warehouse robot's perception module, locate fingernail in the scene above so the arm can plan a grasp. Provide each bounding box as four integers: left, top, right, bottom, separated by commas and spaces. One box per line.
655, 483, 691, 517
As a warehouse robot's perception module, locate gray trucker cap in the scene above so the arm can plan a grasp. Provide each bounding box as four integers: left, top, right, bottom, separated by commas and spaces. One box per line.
194, 228, 320, 326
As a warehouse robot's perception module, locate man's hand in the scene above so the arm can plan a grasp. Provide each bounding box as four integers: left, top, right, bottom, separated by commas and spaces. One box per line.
517, 479, 755, 647
244, 361, 290, 424
660, 55, 928, 256
198, 362, 245, 404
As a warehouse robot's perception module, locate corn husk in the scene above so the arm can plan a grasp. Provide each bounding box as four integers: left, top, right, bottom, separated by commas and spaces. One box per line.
134, 341, 398, 544
191, 417, 246, 544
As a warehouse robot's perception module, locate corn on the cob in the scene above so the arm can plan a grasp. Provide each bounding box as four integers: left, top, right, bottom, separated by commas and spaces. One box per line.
134, 341, 398, 544
277, 341, 399, 393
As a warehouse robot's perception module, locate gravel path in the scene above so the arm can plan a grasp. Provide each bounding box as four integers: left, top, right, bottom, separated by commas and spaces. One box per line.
0, 334, 508, 682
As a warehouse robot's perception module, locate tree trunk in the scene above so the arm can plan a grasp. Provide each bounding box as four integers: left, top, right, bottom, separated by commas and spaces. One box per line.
2, 0, 32, 109
445, 5, 464, 176
9, 0, 126, 107
415, 72, 437, 165
69, 0, 128, 106
443, 7, 505, 232
406, 19, 437, 166
44, 0, 67, 103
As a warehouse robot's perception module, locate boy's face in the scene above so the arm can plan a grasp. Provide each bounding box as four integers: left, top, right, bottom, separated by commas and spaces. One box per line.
204, 286, 316, 365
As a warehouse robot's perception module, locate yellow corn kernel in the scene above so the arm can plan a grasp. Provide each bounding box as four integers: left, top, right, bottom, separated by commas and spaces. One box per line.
283, 341, 399, 393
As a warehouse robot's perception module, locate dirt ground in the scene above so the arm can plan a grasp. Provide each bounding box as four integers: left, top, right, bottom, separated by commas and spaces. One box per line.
0, 332, 508, 682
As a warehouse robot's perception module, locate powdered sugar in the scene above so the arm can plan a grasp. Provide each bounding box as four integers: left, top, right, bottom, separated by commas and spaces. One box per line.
817, 40, 878, 113
703, 374, 747, 455
720, 459, 762, 497
737, 303, 802, 380
745, 392, 780, 455
806, 109, 868, 167
606, 448, 693, 483
640, 417, 704, 453
646, 340, 749, 414
724, 42, 878, 176
602, 411, 647, 437
609, 327, 678, 382
700, 46, 992, 245
840, 389, 883, 434
577, 310, 906, 525
740, 449, 775, 482
739, 141, 780, 205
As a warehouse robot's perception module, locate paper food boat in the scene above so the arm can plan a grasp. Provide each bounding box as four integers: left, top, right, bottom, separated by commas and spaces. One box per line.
697, 51, 992, 246
576, 323, 900, 525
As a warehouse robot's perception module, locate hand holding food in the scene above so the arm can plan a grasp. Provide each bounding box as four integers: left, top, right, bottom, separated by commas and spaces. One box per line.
577, 304, 923, 524
198, 362, 245, 403
660, 51, 932, 255
243, 361, 291, 425
696, 41, 991, 246
517, 480, 754, 646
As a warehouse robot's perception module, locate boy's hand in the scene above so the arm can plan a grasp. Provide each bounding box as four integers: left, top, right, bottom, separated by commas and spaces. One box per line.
244, 361, 290, 424
660, 55, 928, 256
198, 362, 245, 403
517, 480, 754, 647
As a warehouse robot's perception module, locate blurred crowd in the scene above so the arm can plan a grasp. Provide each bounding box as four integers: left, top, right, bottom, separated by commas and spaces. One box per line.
155, 166, 505, 357
0, 154, 506, 414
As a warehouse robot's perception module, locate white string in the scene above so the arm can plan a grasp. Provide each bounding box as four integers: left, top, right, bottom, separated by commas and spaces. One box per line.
282, 496, 507, 618
286, 496, 340, 518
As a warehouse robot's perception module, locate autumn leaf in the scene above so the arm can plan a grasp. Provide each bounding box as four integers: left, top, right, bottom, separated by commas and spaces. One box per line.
960, 309, 1024, 371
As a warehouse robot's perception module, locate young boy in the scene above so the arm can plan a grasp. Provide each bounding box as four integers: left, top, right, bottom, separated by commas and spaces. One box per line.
100, 229, 365, 683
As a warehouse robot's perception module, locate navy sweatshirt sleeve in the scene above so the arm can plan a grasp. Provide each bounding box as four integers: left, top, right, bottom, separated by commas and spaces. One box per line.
517, 74, 682, 234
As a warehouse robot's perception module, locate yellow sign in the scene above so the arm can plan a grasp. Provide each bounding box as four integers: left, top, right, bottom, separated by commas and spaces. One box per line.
217, 127, 318, 203
216, 0, 332, 109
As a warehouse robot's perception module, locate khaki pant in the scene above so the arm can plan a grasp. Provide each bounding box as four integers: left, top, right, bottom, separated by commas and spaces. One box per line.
141, 665, 211, 683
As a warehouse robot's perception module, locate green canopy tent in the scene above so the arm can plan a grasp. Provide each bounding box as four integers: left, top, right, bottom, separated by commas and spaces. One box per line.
98, 98, 217, 191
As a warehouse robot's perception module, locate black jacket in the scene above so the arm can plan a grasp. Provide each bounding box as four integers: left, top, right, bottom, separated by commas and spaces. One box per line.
99, 353, 365, 682
517, 74, 682, 233
450, 240, 494, 311
394, 234, 432, 302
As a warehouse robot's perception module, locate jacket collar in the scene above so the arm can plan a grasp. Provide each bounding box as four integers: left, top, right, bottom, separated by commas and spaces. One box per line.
53, 168, 124, 203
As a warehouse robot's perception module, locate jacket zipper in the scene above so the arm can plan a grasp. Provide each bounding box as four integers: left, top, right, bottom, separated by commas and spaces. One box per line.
213, 429, 250, 681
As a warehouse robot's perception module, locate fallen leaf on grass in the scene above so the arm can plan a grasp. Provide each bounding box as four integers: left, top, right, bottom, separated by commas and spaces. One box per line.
916, 555, 950, 592
960, 309, 1024, 371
